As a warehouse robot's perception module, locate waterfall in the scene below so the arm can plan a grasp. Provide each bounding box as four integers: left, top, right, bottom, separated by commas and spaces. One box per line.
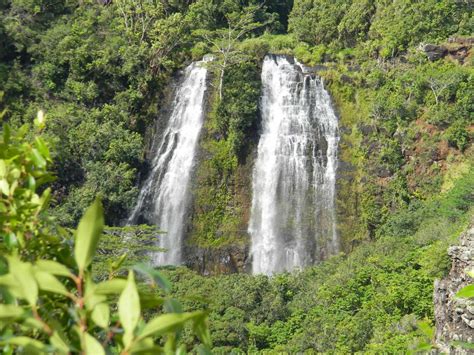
249, 55, 339, 275
128, 59, 209, 265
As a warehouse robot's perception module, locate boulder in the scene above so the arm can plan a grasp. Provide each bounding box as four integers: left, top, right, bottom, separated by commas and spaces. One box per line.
423, 44, 448, 61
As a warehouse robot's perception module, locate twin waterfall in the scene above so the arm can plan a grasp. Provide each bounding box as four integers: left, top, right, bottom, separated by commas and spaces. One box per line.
129, 55, 339, 274
128, 60, 209, 265
249, 56, 339, 275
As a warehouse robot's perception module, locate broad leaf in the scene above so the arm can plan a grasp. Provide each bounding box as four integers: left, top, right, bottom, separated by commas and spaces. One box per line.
74, 199, 104, 271
95, 279, 127, 295
2, 336, 48, 352
34, 137, 50, 160
139, 312, 204, 339
119, 271, 140, 344
7, 257, 38, 306
34, 270, 70, 297
193, 314, 211, 347
84, 277, 107, 310
139, 291, 164, 309
456, 284, 474, 298
31, 148, 46, 168
0, 160, 5, 177
35, 260, 74, 279
164, 298, 183, 313
129, 337, 163, 354
50, 331, 70, 354
134, 263, 171, 293
0, 273, 24, 299
91, 303, 110, 329
0, 304, 24, 319
84, 333, 105, 355
23, 317, 44, 331
0, 179, 9, 196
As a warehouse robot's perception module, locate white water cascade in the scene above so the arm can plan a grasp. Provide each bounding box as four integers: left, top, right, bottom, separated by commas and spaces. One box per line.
128, 59, 209, 265
249, 55, 340, 275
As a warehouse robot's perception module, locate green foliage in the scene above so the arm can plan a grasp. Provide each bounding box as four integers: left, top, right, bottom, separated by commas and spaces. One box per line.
191, 58, 260, 248
93, 225, 164, 280
289, 0, 471, 57
0, 1, 193, 225
0, 120, 211, 353
446, 120, 470, 151
163, 171, 473, 353
0, 111, 56, 256
1, 1, 473, 353
456, 284, 474, 298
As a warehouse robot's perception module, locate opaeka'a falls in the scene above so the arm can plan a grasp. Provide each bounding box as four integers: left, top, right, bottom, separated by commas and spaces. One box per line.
128, 59, 209, 265
249, 55, 340, 275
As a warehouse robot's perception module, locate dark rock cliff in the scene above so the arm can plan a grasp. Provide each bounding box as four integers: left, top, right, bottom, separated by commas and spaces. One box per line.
434, 222, 474, 352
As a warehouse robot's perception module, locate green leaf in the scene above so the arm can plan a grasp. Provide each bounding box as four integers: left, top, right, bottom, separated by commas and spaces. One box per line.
164, 298, 182, 313
50, 331, 70, 354
451, 340, 474, 350
119, 271, 140, 345
193, 314, 211, 347
2, 123, 10, 143
139, 312, 204, 340
196, 344, 213, 355
23, 317, 44, 331
0, 179, 9, 196
467, 269, 474, 278
74, 199, 104, 271
0, 160, 6, 178
129, 337, 163, 354
30, 148, 46, 168
34, 270, 70, 297
95, 279, 127, 295
34, 137, 50, 160
91, 303, 110, 329
2, 336, 48, 352
35, 260, 74, 279
110, 253, 127, 271
84, 276, 107, 310
0, 304, 24, 319
83, 333, 105, 355
134, 263, 171, 293
456, 284, 474, 298
139, 291, 164, 310
417, 320, 434, 338
7, 257, 38, 306
39, 187, 52, 209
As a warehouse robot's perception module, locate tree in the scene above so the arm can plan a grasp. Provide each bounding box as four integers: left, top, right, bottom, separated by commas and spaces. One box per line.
193, 4, 271, 100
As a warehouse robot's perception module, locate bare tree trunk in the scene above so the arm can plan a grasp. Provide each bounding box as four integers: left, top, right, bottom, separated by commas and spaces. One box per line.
218, 58, 226, 101
219, 68, 224, 101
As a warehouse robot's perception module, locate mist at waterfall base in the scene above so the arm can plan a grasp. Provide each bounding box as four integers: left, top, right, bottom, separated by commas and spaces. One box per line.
249, 55, 340, 275
128, 59, 209, 266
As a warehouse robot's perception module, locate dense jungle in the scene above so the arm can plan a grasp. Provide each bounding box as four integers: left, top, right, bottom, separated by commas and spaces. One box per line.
0, 0, 473, 353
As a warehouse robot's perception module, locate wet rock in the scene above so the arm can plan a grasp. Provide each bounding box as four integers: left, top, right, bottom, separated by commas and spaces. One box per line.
184, 242, 250, 275
434, 222, 474, 353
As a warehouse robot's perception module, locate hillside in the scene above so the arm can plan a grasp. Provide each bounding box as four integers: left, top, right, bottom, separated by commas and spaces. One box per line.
0, 0, 473, 353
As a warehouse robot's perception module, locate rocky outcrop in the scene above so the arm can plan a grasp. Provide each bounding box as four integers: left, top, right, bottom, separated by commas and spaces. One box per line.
423, 37, 473, 64
424, 44, 448, 61
184, 244, 250, 275
434, 222, 474, 353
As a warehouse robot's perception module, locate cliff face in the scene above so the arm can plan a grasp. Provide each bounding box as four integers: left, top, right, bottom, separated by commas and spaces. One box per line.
434, 222, 474, 352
